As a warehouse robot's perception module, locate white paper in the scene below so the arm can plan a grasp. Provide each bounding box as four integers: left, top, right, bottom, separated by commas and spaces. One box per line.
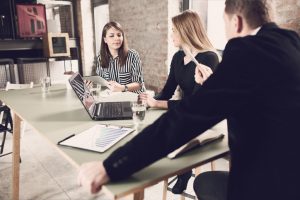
59, 125, 133, 152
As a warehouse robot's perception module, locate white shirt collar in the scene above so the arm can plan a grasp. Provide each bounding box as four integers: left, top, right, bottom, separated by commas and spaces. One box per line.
251, 26, 262, 35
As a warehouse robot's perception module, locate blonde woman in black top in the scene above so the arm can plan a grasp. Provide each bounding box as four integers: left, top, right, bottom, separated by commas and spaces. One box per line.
139, 10, 220, 194
96, 22, 144, 93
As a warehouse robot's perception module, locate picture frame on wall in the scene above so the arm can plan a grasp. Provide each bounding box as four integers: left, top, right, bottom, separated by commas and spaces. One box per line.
16, 4, 47, 38
43, 32, 70, 57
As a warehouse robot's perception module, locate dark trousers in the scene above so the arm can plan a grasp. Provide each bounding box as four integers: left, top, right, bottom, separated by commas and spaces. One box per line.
193, 171, 228, 200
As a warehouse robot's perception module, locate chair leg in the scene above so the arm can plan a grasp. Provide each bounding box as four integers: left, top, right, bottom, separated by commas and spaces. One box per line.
210, 161, 216, 171
194, 166, 201, 176
8, 110, 13, 132
0, 106, 10, 155
162, 179, 168, 200
0, 131, 7, 154
133, 190, 144, 200
0, 111, 3, 124
0, 152, 12, 157
12, 113, 21, 200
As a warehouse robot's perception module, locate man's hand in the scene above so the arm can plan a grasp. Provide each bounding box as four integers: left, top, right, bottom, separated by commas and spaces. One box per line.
77, 161, 110, 194
194, 64, 213, 85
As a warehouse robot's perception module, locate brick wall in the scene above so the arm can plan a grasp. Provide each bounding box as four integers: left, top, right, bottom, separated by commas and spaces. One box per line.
109, 0, 180, 92
273, 0, 300, 35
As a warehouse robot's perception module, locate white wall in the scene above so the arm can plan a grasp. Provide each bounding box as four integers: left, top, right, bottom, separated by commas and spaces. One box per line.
207, 0, 227, 50
94, 4, 109, 55
168, 0, 181, 74
77, 0, 95, 76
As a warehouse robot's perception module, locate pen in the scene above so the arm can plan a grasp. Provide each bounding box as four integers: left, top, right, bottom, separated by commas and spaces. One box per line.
185, 50, 200, 66
57, 134, 75, 145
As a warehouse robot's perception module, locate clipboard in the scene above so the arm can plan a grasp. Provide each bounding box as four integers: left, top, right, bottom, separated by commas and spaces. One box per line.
57, 125, 134, 153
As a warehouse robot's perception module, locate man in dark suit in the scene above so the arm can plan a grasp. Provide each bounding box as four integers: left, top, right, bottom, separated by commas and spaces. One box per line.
78, 0, 300, 199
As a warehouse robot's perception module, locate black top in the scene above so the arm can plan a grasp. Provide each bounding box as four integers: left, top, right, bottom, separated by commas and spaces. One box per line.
155, 50, 219, 108
104, 23, 300, 200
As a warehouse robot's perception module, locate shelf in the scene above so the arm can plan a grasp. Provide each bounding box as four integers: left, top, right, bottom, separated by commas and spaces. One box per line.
0, 38, 78, 51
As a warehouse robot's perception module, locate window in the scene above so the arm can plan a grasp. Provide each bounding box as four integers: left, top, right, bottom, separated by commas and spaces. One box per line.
207, 0, 227, 50
187, 0, 227, 50
93, 0, 109, 54
38, 0, 75, 38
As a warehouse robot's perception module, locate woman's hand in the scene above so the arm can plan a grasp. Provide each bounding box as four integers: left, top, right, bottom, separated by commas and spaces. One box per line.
194, 64, 213, 85
84, 80, 93, 89
77, 161, 110, 194
138, 93, 157, 108
107, 81, 125, 92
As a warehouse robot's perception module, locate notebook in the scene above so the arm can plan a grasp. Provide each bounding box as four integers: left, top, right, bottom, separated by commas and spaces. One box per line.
69, 72, 133, 120
57, 124, 134, 152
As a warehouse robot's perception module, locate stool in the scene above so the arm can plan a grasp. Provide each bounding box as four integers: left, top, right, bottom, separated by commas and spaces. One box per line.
16, 57, 48, 84
0, 58, 15, 87
163, 161, 219, 200
164, 174, 197, 200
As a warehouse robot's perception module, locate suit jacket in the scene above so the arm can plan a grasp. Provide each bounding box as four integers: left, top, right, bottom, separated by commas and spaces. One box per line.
104, 23, 300, 200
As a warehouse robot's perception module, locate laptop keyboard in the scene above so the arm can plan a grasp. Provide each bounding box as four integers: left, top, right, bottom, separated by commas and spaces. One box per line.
97, 102, 123, 118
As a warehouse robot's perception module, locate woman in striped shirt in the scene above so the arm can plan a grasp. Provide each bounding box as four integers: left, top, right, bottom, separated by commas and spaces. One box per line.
96, 21, 144, 93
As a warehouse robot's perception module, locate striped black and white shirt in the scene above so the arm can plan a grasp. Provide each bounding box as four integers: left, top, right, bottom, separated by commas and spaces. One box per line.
96, 49, 144, 93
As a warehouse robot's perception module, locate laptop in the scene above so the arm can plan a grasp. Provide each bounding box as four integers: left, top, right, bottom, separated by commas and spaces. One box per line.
69, 72, 133, 120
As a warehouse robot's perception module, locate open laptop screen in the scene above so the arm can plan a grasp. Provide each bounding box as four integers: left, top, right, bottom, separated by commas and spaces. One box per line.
69, 73, 96, 117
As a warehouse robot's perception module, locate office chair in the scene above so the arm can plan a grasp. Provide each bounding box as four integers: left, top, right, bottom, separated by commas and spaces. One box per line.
0, 105, 13, 157
5, 81, 34, 137
162, 120, 229, 200
0, 82, 34, 158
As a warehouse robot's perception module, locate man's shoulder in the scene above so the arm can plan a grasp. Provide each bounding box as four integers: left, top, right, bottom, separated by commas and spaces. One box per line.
225, 24, 300, 56
223, 31, 276, 57
222, 37, 252, 58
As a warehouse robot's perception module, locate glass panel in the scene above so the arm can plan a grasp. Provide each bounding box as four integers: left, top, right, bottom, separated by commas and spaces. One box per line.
38, 0, 75, 38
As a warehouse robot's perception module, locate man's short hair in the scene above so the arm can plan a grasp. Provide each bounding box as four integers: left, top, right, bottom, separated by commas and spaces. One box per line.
225, 0, 272, 28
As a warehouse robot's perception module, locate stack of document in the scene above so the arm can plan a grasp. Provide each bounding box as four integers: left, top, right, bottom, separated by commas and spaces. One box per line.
58, 125, 134, 152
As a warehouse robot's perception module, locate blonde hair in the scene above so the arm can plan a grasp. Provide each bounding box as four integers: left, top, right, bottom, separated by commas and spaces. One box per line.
172, 10, 220, 59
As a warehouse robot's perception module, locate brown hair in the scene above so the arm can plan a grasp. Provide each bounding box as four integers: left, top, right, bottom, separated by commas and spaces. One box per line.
172, 10, 216, 53
100, 21, 128, 68
225, 0, 271, 28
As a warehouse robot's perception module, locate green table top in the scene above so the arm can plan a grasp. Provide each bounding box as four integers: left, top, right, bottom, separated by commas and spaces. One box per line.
0, 84, 229, 198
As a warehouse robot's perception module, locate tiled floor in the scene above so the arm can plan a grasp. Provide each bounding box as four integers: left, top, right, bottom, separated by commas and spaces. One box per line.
0, 125, 229, 200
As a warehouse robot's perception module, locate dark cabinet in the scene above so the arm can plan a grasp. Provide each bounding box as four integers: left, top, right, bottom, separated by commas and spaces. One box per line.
14, 0, 37, 3
0, 0, 38, 39
0, 0, 16, 39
